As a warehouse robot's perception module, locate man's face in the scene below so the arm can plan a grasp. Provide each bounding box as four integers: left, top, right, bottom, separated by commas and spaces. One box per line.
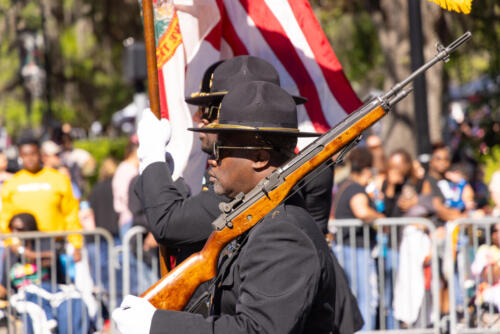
430, 148, 450, 176
197, 117, 217, 154
19, 144, 42, 173
207, 133, 258, 198
195, 105, 219, 154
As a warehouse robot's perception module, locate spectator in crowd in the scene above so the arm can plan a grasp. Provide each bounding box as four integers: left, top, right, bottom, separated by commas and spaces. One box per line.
470, 223, 500, 315
112, 135, 139, 240
59, 132, 96, 193
380, 150, 434, 328
365, 134, 387, 211
377, 148, 420, 329
381, 149, 422, 217
87, 158, 120, 297
421, 143, 463, 223
41, 140, 62, 169
0, 137, 82, 261
41, 139, 83, 200
0, 213, 90, 334
421, 144, 466, 315
442, 162, 476, 212
333, 146, 384, 330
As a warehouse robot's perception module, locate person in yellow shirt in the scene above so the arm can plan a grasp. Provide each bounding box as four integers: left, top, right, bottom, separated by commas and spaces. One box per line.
0, 138, 82, 261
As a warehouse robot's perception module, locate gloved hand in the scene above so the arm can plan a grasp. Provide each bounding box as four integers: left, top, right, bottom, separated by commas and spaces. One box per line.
137, 108, 171, 174
112, 295, 156, 334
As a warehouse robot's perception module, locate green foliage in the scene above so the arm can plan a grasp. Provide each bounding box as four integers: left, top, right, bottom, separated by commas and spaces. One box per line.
1, 95, 28, 134
312, 2, 385, 90
0, 42, 19, 89
0, 0, 142, 136
74, 137, 127, 166
20, 2, 41, 29
73, 137, 128, 187
0, 0, 11, 9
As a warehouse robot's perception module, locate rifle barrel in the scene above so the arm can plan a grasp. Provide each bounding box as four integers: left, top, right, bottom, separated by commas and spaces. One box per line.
382, 31, 471, 101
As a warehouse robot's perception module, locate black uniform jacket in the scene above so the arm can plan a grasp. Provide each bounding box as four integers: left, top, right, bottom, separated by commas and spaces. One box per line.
149, 193, 336, 334
136, 162, 363, 333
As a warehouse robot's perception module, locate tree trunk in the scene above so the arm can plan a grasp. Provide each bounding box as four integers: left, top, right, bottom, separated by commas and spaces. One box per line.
367, 0, 444, 158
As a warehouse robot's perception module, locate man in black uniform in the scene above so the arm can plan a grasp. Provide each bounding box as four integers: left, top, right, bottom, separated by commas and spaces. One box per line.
113, 81, 338, 334
127, 56, 362, 332
138, 56, 333, 262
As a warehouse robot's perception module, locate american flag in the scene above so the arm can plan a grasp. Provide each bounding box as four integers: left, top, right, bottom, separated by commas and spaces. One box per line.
148, 0, 362, 194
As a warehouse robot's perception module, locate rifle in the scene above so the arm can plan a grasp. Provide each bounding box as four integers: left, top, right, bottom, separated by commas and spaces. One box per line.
140, 31, 471, 310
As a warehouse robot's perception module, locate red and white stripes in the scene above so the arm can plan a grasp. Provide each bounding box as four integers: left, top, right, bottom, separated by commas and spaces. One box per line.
158, 0, 361, 193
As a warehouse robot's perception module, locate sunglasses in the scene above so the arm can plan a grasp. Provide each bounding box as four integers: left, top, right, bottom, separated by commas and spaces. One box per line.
200, 105, 221, 123
212, 141, 273, 163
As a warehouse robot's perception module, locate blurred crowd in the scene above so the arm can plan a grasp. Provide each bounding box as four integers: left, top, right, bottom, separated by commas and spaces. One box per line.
0, 127, 499, 332
0, 130, 157, 333
330, 134, 500, 330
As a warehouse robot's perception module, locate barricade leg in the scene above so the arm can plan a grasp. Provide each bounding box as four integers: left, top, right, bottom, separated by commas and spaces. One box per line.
336, 245, 377, 331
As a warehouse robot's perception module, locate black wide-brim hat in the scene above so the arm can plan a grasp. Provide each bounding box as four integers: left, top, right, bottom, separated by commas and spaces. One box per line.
188, 81, 319, 137
185, 55, 307, 106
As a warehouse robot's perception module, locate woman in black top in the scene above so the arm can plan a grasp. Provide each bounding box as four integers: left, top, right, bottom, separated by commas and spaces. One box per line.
333, 147, 384, 331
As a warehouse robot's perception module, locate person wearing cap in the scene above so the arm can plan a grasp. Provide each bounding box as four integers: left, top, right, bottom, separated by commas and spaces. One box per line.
133, 56, 362, 332
114, 81, 337, 334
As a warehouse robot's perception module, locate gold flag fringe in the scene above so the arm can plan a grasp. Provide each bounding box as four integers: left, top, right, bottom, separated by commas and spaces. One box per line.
427, 0, 472, 14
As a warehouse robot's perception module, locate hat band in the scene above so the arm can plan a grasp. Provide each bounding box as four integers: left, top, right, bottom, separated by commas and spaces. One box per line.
205, 123, 299, 133
189, 91, 228, 98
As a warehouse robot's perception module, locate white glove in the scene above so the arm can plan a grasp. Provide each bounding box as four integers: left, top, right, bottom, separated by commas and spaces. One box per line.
137, 108, 172, 174
112, 295, 156, 334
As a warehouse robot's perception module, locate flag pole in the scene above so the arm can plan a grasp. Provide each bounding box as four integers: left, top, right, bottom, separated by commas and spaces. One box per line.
142, 0, 171, 276
142, 0, 161, 119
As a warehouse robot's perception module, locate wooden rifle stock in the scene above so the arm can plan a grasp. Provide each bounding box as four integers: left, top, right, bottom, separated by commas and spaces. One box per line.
140, 32, 471, 310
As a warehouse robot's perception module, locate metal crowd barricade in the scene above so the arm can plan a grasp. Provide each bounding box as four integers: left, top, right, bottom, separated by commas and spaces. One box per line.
122, 226, 160, 297
329, 217, 440, 334
447, 217, 500, 334
0, 228, 116, 334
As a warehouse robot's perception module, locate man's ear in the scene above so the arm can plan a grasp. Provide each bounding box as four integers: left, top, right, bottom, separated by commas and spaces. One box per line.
252, 150, 271, 170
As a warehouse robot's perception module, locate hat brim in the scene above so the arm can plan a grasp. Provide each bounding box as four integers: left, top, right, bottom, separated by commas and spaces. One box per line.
187, 124, 320, 137
185, 92, 307, 106
185, 92, 226, 106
